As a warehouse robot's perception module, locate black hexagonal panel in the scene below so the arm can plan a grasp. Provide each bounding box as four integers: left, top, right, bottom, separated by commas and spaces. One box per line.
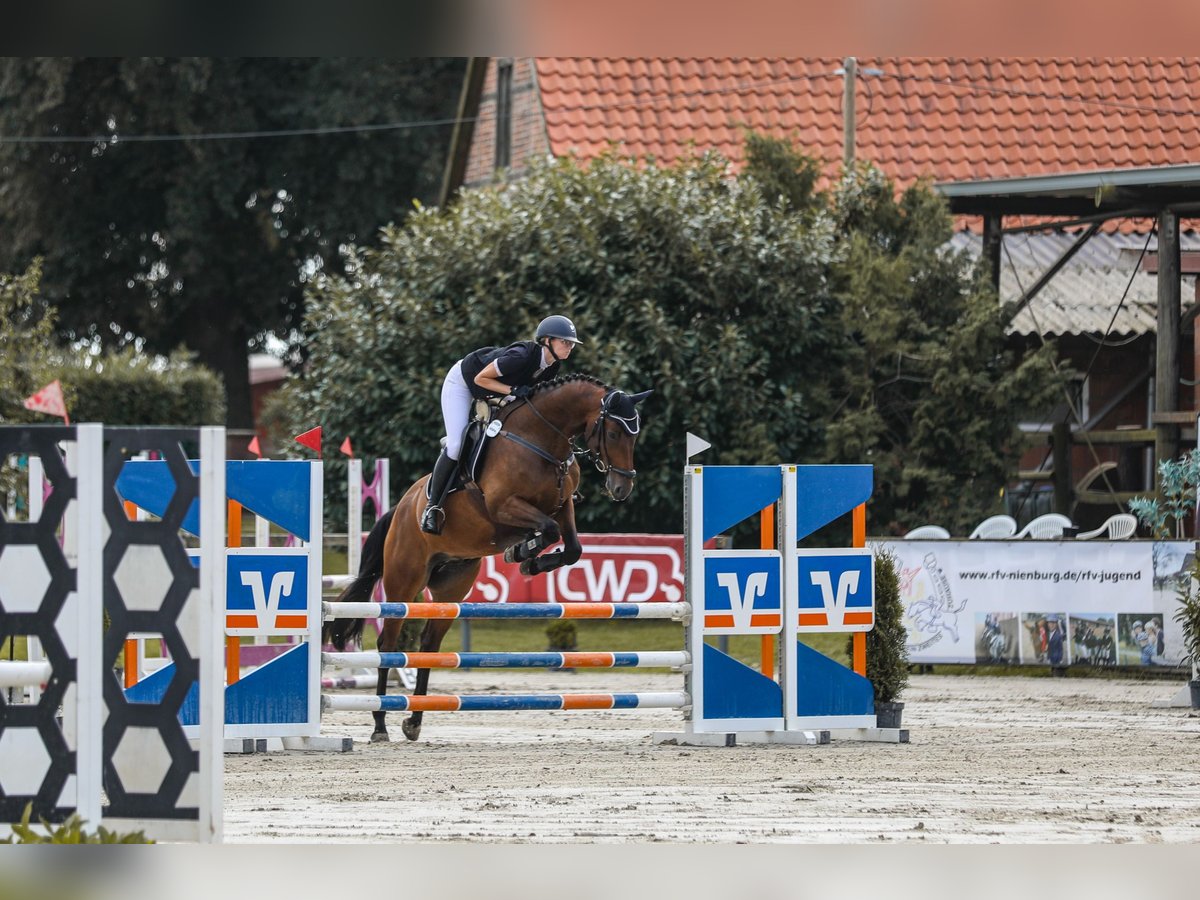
101, 429, 202, 822
0, 426, 79, 822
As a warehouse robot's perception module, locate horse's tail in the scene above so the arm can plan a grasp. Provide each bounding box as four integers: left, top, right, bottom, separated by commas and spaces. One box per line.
323, 506, 396, 650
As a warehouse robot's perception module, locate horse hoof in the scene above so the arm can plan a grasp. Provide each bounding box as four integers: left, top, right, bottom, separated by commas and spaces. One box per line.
504, 545, 519, 564
401, 719, 422, 742
519, 558, 538, 577
370, 731, 390, 743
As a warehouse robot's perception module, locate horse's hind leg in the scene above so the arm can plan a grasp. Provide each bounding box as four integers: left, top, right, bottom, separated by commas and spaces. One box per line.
370, 527, 434, 742
371, 618, 403, 742
401, 558, 482, 742
399, 618, 453, 742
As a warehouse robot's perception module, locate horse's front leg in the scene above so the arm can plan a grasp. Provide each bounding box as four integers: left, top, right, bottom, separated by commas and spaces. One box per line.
519, 496, 582, 577
494, 496, 562, 566
400, 618, 453, 742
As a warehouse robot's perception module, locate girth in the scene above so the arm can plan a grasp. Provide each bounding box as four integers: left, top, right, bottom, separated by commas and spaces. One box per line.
497, 428, 573, 515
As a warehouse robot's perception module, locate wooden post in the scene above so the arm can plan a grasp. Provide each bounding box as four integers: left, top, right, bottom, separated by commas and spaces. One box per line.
1052, 422, 1072, 516
842, 57, 857, 169
438, 57, 490, 207
123, 500, 140, 686
123, 638, 139, 688
851, 504, 867, 676
982, 213, 1003, 294
760, 504, 775, 680
1156, 208, 1181, 477
226, 500, 242, 686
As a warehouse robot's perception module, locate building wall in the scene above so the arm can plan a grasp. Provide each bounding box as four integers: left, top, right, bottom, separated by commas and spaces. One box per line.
464, 58, 551, 188
1013, 332, 1198, 531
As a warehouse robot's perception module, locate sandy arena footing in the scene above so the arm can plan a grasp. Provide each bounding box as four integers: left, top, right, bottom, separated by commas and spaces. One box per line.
222, 671, 1200, 843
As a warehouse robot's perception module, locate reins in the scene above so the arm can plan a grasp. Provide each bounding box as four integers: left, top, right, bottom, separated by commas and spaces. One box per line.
495, 383, 638, 507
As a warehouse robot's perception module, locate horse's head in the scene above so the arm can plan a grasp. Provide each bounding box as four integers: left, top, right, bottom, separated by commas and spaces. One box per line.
586, 388, 652, 502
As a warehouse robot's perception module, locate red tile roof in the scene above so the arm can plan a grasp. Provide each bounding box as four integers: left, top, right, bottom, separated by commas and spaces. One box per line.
534, 58, 1200, 188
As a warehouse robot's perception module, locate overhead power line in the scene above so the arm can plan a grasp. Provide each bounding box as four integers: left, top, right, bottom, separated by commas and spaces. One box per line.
0, 116, 466, 144
0, 62, 1193, 145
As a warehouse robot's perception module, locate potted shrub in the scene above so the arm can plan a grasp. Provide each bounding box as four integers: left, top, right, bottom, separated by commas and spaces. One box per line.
848, 550, 910, 727
1129, 448, 1200, 539
545, 621, 578, 652
545, 621, 578, 671
1173, 555, 1200, 709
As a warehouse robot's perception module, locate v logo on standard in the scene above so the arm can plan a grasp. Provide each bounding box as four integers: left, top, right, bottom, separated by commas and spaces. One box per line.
715, 571, 769, 630
809, 570, 861, 615
795, 550, 875, 632
702, 552, 782, 634
226, 552, 310, 635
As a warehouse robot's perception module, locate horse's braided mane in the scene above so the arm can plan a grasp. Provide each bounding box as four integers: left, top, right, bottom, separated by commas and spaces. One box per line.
529, 372, 610, 397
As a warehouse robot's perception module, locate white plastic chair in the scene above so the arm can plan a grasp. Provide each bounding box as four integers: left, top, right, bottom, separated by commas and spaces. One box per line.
903, 525, 951, 540
1012, 513, 1073, 539
1075, 513, 1137, 541
969, 515, 1017, 539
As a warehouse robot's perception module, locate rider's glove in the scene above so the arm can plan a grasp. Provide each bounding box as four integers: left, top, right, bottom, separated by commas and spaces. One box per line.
510, 384, 532, 400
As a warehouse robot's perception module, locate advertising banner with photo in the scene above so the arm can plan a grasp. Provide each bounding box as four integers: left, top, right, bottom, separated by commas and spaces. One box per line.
870, 539, 1194, 669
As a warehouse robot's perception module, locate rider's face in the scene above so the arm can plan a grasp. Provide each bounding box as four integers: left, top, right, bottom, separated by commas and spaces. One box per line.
551, 338, 575, 358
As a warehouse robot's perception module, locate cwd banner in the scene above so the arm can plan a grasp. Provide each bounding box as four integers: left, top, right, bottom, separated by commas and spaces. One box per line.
463, 533, 685, 605
871, 539, 1194, 669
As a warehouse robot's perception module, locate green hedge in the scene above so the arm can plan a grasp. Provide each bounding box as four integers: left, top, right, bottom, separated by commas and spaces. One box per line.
50, 349, 226, 426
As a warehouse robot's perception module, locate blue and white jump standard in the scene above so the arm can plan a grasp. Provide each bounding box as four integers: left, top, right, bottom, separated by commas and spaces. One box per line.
653, 463, 902, 746
118, 458, 351, 752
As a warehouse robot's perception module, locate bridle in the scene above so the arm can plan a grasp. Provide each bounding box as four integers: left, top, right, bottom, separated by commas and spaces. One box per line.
499, 388, 639, 494
578, 390, 638, 481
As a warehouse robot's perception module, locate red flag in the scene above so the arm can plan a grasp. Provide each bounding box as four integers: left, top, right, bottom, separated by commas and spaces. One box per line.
23, 380, 69, 424
247, 436, 262, 459
339, 437, 354, 458
294, 426, 322, 457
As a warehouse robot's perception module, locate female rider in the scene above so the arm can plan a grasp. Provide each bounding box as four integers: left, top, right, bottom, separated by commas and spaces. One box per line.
420, 315, 582, 534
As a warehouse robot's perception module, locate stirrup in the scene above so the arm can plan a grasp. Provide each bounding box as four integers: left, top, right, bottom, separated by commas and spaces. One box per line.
420, 504, 445, 535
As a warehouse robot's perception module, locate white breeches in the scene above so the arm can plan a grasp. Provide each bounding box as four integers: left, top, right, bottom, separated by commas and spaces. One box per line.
440, 362, 473, 460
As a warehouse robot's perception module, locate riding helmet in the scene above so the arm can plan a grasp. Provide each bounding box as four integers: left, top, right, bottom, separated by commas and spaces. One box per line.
535, 315, 582, 345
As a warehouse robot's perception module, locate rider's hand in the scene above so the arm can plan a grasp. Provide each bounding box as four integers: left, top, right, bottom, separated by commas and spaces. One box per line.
510, 384, 532, 400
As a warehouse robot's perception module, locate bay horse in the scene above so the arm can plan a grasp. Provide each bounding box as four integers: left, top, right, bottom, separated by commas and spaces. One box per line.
324, 373, 651, 742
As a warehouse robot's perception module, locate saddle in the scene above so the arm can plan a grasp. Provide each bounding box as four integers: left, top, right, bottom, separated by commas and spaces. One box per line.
432, 399, 503, 499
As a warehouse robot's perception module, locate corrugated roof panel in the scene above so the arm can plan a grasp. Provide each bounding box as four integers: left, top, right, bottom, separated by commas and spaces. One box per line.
951, 231, 1199, 335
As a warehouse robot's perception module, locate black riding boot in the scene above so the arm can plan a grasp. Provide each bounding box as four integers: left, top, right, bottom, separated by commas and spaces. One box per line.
420, 450, 458, 535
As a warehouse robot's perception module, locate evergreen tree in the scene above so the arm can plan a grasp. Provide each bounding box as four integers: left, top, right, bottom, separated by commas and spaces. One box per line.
824, 162, 1060, 535
281, 138, 1058, 535
0, 58, 464, 426
283, 151, 844, 532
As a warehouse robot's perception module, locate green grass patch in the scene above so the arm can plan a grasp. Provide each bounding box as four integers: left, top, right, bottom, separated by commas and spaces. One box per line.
0, 636, 29, 658
357, 618, 849, 670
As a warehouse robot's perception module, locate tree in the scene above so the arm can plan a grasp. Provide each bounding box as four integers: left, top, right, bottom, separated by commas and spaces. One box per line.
280, 138, 1058, 536
1, 260, 223, 507
0, 259, 57, 423
0, 58, 464, 427
0, 259, 225, 427
822, 163, 1061, 535
281, 151, 845, 532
